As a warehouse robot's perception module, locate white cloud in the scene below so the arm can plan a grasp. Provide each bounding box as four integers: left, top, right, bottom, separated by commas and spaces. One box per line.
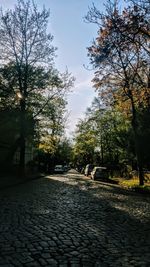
64, 66, 97, 137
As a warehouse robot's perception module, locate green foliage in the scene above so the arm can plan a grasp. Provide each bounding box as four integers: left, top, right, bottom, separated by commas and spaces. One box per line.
37, 137, 73, 172
0, 0, 74, 171
55, 138, 73, 165
85, 0, 150, 185
73, 95, 150, 176
73, 118, 97, 167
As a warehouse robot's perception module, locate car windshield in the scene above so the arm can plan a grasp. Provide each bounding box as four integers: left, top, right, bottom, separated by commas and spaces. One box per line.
95, 167, 107, 171
55, 165, 63, 169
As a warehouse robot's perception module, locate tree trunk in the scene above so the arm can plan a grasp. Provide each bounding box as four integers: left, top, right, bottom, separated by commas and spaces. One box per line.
19, 99, 26, 177
130, 96, 144, 186
138, 162, 144, 186
101, 139, 104, 165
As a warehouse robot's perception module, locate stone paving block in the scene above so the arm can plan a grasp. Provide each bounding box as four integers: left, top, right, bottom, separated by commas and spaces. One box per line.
41, 253, 52, 259
48, 240, 57, 246
38, 258, 47, 266
46, 259, 58, 266
24, 262, 41, 267
70, 264, 81, 267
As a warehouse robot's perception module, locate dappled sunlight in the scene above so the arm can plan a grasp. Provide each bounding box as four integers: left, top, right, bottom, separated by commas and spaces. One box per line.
0, 0, 150, 265
0, 173, 150, 266
45, 171, 150, 224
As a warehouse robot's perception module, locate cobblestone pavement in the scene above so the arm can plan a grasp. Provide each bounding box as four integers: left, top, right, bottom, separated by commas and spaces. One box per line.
0, 170, 150, 267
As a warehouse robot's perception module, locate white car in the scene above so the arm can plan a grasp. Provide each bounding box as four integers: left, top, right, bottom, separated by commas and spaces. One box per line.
84, 164, 94, 176
91, 167, 108, 180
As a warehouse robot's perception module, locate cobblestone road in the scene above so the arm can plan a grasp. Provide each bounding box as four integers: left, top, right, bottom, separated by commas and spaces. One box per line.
0, 170, 150, 267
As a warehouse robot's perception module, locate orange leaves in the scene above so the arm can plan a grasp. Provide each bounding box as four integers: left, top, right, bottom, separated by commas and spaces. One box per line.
100, 28, 109, 38
87, 0, 150, 119
106, 18, 112, 28
88, 45, 99, 54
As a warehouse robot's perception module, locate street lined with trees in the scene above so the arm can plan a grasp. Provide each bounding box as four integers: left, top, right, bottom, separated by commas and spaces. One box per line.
0, 1, 150, 266
0, 0, 150, 187
73, 0, 150, 185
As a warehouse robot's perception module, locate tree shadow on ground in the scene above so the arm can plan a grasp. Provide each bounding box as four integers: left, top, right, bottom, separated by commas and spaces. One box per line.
0, 170, 149, 266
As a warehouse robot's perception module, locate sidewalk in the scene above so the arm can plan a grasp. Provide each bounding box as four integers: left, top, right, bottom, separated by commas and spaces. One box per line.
0, 172, 44, 190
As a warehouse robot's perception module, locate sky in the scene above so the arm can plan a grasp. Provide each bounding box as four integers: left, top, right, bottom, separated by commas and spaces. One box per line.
0, 0, 109, 137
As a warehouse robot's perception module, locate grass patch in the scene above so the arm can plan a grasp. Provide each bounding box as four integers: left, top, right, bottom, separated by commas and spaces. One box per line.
112, 175, 150, 194
120, 177, 139, 187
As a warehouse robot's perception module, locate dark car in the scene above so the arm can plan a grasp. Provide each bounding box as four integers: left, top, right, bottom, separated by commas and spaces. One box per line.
63, 165, 70, 172
84, 164, 94, 176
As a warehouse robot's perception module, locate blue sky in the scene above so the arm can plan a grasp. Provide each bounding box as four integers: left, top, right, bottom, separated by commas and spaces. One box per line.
1, 0, 115, 136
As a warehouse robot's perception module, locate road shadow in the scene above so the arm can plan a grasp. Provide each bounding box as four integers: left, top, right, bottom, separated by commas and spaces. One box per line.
0, 171, 150, 266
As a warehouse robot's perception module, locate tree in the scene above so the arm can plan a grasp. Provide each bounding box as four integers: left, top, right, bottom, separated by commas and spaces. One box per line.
54, 138, 73, 166
0, 63, 74, 173
73, 118, 96, 168
38, 97, 68, 153
84, 97, 133, 169
0, 0, 55, 175
0, 1, 74, 175
86, 0, 150, 185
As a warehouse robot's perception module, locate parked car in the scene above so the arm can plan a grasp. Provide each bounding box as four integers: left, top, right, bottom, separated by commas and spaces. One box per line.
91, 166, 108, 180
63, 165, 70, 172
84, 164, 94, 176
54, 165, 64, 174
